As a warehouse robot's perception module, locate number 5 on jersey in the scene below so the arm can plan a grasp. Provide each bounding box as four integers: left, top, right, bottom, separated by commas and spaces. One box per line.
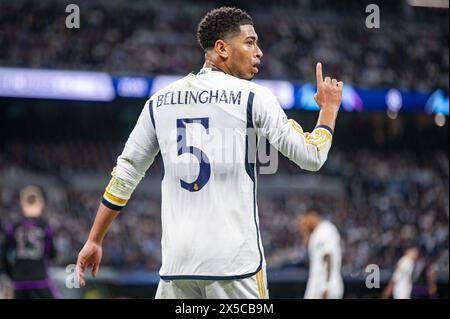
176, 117, 211, 192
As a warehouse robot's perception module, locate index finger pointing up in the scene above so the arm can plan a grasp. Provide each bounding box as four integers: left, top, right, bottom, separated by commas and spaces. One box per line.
316, 62, 323, 85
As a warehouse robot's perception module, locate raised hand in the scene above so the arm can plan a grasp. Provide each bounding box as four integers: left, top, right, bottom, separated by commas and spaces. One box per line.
314, 62, 343, 113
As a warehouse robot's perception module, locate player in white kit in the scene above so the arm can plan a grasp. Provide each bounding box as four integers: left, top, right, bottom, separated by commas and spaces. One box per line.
381, 247, 419, 299
76, 7, 344, 299
297, 209, 344, 299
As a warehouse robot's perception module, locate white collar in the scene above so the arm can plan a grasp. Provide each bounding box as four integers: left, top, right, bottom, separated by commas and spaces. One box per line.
197, 67, 225, 75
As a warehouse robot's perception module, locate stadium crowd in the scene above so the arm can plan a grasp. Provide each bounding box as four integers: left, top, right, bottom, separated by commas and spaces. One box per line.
0, 142, 448, 278
0, 0, 448, 93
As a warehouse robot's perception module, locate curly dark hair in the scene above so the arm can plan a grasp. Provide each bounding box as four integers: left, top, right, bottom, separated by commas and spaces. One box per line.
197, 7, 253, 51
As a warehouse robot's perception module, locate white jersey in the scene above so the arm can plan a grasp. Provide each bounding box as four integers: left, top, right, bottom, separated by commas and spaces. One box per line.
102, 67, 333, 279
392, 255, 415, 299
305, 220, 343, 299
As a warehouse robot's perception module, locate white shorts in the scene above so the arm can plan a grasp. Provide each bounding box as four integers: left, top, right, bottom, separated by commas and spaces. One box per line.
155, 268, 269, 299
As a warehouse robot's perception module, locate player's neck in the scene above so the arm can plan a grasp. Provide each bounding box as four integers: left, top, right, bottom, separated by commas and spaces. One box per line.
203, 61, 226, 73
203, 53, 231, 75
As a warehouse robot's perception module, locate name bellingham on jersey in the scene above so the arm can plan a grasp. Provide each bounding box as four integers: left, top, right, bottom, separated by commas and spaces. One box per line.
101, 67, 334, 279
156, 90, 242, 107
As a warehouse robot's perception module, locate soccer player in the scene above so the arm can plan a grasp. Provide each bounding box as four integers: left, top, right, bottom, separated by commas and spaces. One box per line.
297, 208, 344, 299
1, 186, 60, 299
77, 7, 343, 299
381, 247, 418, 299
382, 246, 438, 299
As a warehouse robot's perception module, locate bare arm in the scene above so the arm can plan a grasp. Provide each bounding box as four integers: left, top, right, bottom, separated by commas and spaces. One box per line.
381, 264, 399, 299
87, 203, 119, 244
381, 280, 395, 299
427, 264, 438, 297
76, 203, 119, 286
322, 253, 332, 299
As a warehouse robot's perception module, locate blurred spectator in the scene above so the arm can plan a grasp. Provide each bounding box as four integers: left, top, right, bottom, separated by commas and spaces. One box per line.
0, 0, 448, 92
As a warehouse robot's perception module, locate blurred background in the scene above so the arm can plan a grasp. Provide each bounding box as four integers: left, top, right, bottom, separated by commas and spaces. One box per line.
0, 0, 448, 298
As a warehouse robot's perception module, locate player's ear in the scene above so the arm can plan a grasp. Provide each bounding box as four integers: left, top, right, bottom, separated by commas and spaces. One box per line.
214, 39, 229, 59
